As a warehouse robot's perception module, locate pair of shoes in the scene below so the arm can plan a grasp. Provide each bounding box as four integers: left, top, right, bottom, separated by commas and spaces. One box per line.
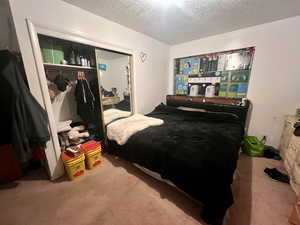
264, 168, 290, 184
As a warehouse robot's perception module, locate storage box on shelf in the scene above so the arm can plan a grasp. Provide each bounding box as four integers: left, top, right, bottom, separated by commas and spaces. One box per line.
39, 34, 96, 69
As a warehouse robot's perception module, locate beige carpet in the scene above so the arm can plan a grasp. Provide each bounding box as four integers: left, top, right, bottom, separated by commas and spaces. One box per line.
0, 154, 296, 225
228, 154, 296, 225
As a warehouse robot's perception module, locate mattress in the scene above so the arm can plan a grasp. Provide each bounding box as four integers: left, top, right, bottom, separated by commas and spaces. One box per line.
133, 163, 176, 188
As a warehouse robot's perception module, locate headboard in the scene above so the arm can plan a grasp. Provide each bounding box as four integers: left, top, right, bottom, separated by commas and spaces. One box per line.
166, 95, 251, 130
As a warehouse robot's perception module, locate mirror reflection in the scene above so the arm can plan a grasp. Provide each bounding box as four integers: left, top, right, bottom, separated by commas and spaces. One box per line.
95, 49, 132, 125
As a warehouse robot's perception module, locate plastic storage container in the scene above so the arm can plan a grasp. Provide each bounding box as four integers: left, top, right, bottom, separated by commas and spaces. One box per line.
39, 36, 64, 64
61, 151, 85, 180
80, 141, 102, 169
242, 136, 264, 157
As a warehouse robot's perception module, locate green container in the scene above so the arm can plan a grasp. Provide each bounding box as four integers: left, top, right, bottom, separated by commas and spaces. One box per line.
39, 36, 64, 64
242, 136, 264, 157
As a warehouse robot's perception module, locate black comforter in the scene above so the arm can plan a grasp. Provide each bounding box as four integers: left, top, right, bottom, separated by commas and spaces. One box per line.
109, 104, 244, 224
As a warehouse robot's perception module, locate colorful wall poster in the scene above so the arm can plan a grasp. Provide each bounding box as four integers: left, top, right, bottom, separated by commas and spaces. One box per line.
182, 58, 192, 74
179, 58, 185, 74
191, 57, 200, 74
175, 75, 189, 95
227, 84, 238, 98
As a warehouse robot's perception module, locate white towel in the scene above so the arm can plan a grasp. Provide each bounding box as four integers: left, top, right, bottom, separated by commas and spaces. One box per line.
107, 114, 164, 145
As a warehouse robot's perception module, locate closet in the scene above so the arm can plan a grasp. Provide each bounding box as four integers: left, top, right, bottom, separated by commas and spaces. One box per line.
30, 29, 134, 180
39, 34, 104, 151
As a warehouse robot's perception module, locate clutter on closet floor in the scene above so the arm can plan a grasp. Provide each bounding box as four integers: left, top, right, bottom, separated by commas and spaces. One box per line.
50, 71, 103, 147
47, 69, 104, 180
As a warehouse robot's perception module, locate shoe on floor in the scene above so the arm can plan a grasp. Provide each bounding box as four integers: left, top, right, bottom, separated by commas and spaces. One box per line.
264, 168, 290, 184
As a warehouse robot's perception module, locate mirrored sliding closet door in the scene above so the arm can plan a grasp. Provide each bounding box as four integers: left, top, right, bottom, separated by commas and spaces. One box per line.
95, 49, 133, 125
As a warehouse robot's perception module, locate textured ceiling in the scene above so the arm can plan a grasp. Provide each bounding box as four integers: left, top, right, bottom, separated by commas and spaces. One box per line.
62, 0, 300, 44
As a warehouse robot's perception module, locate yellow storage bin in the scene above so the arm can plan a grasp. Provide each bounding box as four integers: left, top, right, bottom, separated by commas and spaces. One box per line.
80, 140, 102, 170
61, 151, 85, 180
85, 149, 102, 169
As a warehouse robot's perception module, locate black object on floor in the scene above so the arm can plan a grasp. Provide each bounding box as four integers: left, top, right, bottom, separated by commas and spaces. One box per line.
294, 121, 300, 136
263, 145, 282, 160
264, 168, 290, 184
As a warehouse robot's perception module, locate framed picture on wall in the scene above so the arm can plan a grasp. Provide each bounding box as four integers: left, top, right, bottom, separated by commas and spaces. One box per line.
99, 64, 107, 71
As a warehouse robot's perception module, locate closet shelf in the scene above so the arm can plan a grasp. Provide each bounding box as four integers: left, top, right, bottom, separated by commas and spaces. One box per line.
43, 63, 96, 70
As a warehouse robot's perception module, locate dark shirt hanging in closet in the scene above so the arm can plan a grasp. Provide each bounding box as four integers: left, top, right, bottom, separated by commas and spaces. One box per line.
75, 76, 104, 140
0, 50, 50, 162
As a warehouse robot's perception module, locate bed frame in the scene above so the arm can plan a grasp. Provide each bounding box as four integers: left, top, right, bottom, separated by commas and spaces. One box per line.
166, 95, 251, 131
107, 95, 252, 225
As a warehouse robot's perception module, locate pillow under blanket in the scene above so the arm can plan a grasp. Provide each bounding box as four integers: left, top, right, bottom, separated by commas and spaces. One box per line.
107, 114, 164, 145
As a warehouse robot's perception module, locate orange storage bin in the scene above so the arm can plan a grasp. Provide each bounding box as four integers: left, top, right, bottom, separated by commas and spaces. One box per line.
81, 141, 102, 169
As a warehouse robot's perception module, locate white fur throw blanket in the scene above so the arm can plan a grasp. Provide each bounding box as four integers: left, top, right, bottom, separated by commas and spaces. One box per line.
107, 114, 164, 145
103, 109, 132, 125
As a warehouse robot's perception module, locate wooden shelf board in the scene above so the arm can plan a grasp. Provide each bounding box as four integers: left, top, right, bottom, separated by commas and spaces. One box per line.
43, 63, 96, 70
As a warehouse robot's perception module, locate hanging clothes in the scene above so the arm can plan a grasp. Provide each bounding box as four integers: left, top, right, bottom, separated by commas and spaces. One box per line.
75, 72, 103, 140
75, 73, 96, 125
0, 50, 50, 163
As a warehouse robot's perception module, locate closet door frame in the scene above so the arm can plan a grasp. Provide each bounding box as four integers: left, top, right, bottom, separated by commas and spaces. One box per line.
26, 19, 136, 180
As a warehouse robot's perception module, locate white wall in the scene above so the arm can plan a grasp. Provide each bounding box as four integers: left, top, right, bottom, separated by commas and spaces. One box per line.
8, 0, 170, 115
0, 0, 18, 51
169, 16, 300, 147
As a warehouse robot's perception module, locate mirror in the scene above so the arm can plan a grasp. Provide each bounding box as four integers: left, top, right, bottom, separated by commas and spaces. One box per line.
95, 49, 132, 125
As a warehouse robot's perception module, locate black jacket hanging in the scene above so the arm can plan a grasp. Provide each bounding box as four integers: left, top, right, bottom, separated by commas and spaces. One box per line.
75, 78, 97, 127
0, 50, 50, 162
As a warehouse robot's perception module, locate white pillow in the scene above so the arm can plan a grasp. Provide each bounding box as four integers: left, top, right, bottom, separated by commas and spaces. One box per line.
177, 106, 206, 112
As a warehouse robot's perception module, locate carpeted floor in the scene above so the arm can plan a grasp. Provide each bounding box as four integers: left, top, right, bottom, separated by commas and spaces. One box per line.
0, 153, 296, 225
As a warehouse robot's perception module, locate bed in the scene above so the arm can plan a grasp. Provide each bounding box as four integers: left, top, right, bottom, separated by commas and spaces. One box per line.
107, 96, 250, 225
